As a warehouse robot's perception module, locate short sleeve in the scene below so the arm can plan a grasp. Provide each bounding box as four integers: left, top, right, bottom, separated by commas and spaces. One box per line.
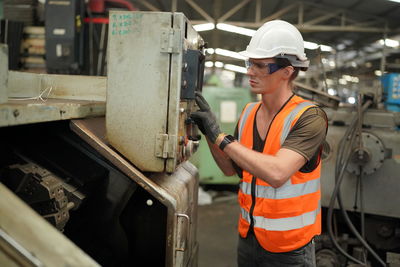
281, 107, 328, 161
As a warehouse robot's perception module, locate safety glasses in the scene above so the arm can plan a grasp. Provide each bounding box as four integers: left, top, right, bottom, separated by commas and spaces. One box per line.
244, 60, 283, 74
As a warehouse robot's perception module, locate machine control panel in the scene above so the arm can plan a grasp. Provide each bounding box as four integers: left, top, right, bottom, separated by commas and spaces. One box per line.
107, 11, 204, 172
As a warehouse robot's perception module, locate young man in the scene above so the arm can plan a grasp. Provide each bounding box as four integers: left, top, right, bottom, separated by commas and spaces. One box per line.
191, 20, 327, 266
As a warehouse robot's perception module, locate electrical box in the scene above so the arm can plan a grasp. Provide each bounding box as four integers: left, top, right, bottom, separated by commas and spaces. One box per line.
107, 11, 205, 173
382, 73, 400, 112
45, 0, 84, 74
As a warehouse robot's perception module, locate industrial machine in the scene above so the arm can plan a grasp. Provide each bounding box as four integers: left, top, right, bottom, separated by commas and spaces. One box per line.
0, 11, 204, 267
307, 88, 400, 266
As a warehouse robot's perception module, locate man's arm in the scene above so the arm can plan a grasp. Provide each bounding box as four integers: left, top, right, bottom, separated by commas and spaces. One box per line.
223, 143, 306, 188
206, 138, 237, 176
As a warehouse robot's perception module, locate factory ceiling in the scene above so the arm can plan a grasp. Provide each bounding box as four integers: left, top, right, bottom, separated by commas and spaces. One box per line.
132, 0, 400, 77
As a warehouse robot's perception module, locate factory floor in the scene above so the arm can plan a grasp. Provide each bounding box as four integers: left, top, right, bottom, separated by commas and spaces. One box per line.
197, 189, 240, 267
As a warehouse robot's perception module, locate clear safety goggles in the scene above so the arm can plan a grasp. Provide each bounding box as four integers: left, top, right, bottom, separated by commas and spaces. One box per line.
244, 60, 283, 74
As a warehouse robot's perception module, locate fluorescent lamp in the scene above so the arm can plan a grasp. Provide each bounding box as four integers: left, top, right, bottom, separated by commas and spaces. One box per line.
339, 78, 347, 85
348, 96, 356, 104
320, 45, 333, 52
375, 70, 382, 76
326, 79, 334, 85
216, 23, 335, 53
341, 75, 359, 83
379, 38, 399, 48
343, 75, 352, 82
224, 64, 248, 74
206, 48, 215, 55
216, 23, 256, 37
215, 48, 246, 60
193, 23, 215, 32
304, 41, 319, 50
387, 0, 400, 3
215, 61, 224, 68
205, 61, 214, 68
327, 88, 336, 96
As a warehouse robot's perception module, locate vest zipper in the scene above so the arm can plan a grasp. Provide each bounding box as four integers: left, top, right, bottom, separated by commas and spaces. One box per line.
247, 94, 295, 234
249, 175, 256, 231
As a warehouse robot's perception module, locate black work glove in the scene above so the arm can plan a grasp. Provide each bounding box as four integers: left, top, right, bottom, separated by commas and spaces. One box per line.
190, 92, 222, 144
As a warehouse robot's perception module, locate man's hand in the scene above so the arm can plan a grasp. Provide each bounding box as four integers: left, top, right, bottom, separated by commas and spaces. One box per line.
190, 92, 222, 144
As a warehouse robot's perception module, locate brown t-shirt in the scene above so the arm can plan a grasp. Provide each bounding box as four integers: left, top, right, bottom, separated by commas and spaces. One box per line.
233, 103, 328, 177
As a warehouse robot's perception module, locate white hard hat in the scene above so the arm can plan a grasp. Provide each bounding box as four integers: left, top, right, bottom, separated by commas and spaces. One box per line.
239, 20, 309, 70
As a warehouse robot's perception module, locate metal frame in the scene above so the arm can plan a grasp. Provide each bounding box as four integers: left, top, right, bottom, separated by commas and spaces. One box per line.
135, 0, 393, 33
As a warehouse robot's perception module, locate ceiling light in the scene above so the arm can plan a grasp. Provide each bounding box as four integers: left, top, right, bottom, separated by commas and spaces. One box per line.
304, 41, 319, 50
215, 61, 224, 68
387, 0, 400, 3
348, 96, 356, 104
216, 23, 256, 37
205, 61, 213, 68
375, 70, 382, 76
320, 45, 333, 52
327, 88, 337, 96
215, 48, 246, 60
193, 23, 215, 32
224, 64, 247, 74
206, 48, 215, 55
379, 38, 399, 48
343, 75, 352, 82
339, 78, 347, 85
337, 44, 346, 50
326, 79, 334, 85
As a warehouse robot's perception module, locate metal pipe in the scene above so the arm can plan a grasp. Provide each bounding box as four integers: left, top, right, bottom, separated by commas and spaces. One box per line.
185, 0, 214, 22
218, 0, 251, 23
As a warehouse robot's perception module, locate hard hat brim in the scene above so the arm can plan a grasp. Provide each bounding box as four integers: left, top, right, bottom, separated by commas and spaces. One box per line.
238, 50, 271, 59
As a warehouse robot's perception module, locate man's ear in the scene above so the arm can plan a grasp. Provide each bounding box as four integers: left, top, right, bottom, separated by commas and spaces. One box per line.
283, 66, 294, 80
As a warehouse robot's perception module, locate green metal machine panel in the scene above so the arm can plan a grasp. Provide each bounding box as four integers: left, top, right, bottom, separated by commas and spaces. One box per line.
191, 86, 253, 184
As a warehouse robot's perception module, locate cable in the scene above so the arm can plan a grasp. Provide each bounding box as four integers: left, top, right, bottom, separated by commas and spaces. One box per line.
359, 166, 368, 263
327, 100, 386, 266
327, 116, 364, 265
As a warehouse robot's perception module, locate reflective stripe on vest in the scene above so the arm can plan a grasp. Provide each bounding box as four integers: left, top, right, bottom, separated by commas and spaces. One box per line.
280, 101, 316, 145
240, 177, 320, 200
240, 202, 321, 231
238, 102, 257, 142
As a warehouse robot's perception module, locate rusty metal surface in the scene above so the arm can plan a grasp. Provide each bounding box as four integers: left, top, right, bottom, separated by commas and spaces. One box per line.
8, 71, 106, 102
106, 11, 203, 173
0, 99, 105, 127
70, 117, 199, 267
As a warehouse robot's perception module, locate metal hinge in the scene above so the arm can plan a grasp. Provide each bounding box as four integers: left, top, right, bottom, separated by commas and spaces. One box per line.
160, 29, 181, 54
155, 133, 176, 159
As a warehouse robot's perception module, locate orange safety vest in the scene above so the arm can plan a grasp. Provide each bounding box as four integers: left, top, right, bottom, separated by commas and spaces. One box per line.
237, 95, 321, 253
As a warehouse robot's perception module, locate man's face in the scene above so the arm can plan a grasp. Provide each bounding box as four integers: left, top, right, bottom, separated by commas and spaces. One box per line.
246, 58, 282, 95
